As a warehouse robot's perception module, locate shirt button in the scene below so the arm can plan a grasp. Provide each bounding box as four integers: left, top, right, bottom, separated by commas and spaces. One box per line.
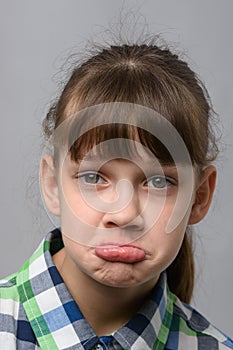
94, 345, 103, 350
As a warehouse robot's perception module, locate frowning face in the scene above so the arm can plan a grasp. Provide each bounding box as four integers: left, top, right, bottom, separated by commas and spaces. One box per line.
54, 151, 195, 288
41, 104, 215, 289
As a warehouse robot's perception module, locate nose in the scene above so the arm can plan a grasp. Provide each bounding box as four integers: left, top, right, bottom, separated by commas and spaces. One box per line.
102, 182, 145, 231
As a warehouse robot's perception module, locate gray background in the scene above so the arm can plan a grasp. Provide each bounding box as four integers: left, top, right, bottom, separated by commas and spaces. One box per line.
0, 0, 232, 338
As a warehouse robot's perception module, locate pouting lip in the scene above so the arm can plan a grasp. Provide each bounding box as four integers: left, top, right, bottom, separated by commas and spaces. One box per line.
94, 242, 142, 249
94, 244, 146, 263
94, 243, 147, 255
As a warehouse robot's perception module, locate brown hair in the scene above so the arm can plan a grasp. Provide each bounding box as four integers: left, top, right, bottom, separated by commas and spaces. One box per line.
43, 42, 218, 303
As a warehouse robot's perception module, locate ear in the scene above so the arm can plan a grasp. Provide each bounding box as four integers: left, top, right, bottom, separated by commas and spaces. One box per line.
40, 155, 60, 216
188, 165, 217, 225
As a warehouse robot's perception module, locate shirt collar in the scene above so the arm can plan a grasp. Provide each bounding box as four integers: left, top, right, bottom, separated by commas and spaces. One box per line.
16, 229, 174, 350
115, 269, 175, 349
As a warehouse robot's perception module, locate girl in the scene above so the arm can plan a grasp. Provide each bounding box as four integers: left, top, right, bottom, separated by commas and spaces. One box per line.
1, 41, 233, 350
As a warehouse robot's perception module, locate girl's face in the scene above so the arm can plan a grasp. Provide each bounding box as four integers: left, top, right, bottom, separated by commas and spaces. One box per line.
54, 151, 195, 288
41, 147, 216, 289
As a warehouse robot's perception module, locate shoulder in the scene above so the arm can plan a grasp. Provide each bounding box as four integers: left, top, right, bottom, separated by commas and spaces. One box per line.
0, 271, 40, 349
0, 273, 20, 348
0, 272, 20, 318
0, 272, 20, 308
168, 295, 233, 349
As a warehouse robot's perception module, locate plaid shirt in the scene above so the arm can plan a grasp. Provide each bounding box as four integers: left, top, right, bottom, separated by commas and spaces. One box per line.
0, 229, 233, 350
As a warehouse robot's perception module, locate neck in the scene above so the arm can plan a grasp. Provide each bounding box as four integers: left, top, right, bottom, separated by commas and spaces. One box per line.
53, 248, 157, 336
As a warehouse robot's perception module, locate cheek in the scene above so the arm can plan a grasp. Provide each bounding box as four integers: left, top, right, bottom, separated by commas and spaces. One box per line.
142, 211, 188, 268
153, 194, 192, 235
58, 182, 105, 246
59, 179, 103, 227
63, 236, 97, 271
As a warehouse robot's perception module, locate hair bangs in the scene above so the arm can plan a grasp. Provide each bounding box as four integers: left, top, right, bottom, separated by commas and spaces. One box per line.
68, 123, 174, 165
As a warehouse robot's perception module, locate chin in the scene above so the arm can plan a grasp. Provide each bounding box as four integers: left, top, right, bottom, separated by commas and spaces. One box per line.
90, 262, 150, 288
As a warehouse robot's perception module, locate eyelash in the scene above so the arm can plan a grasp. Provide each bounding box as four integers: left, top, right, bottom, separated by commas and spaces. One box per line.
76, 172, 175, 190
76, 172, 106, 185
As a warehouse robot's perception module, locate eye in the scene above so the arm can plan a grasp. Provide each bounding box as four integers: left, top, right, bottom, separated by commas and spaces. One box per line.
146, 175, 173, 189
78, 172, 106, 185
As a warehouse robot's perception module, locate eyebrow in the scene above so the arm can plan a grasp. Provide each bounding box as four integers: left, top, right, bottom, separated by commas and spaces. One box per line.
74, 156, 179, 173
73, 152, 176, 163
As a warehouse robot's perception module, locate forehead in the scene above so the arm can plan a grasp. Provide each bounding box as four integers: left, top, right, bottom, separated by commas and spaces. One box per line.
53, 102, 193, 167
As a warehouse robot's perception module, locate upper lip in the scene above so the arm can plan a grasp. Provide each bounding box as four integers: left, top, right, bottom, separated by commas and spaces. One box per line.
96, 242, 143, 249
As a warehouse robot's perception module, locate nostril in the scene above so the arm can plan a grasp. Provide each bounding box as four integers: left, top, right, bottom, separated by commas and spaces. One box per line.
102, 196, 145, 230
103, 220, 144, 231
104, 221, 119, 228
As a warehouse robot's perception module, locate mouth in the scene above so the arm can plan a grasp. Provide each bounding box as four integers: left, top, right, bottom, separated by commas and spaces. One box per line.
94, 244, 146, 263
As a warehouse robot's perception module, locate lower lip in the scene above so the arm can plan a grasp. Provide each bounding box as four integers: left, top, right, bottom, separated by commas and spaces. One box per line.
95, 245, 146, 263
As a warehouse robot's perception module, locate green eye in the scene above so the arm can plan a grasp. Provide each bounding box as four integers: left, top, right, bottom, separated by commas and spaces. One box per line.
147, 176, 172, 189
79, 173, 105, 185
